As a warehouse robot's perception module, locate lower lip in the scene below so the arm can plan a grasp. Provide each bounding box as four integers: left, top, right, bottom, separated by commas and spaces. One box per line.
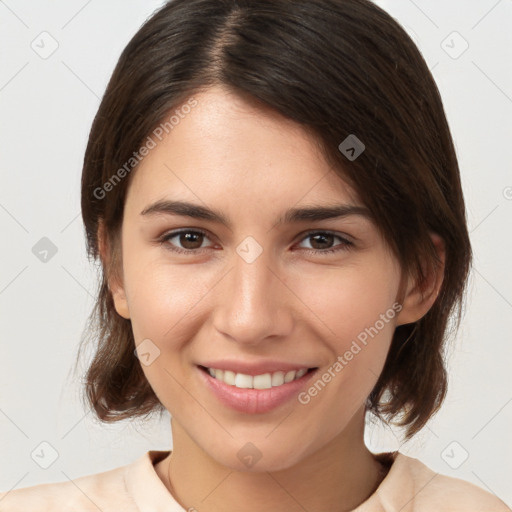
197, 366, 318, 414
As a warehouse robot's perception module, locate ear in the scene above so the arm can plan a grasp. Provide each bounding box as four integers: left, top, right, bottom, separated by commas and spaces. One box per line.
395, 233, 445, 326
97, 220, 131, 320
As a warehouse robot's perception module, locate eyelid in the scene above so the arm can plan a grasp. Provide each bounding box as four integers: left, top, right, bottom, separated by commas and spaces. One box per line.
159, 227, 215, 247
296, 228, 354, 244
159, 227, 355, 255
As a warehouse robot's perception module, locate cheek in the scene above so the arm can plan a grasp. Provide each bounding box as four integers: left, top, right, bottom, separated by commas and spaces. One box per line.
121, 242, 216, 411
124, 266, 176, 342
121, 235, 213, 343
295, 302, 397, 448
291, 258, 400, 350
291, 259, 399, 416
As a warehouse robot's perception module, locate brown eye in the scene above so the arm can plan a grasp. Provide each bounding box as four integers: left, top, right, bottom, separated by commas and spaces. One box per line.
308, 233, 335, 250
160, 229, 213, 253
178, 231, 205, 249
297, 231, 353, 255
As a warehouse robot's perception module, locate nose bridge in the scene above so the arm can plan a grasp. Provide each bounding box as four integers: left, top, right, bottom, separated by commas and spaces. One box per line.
213, 238, 292, 343
234, 244, 275, 308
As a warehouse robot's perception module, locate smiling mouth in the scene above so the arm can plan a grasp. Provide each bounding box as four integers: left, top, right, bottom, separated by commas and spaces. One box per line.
198, 365, 318, 390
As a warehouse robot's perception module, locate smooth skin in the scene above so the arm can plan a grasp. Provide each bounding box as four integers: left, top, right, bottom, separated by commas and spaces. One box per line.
99, 85, 445, 512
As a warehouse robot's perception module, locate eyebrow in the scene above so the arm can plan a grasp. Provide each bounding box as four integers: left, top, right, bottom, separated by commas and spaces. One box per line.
140, 199, 372, 227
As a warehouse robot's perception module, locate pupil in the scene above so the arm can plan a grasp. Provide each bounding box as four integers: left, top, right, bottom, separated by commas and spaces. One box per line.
181, 232, 202, 249
312, 233, 332, 249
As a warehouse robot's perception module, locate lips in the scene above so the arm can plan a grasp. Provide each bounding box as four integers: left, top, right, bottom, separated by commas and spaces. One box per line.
196, 360, 319, 414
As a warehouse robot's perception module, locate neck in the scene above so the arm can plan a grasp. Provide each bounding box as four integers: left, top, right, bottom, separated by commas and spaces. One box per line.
156, 409, 386, 512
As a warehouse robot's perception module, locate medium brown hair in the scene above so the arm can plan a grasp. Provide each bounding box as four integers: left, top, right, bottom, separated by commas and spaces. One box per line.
76, 0, 472, 440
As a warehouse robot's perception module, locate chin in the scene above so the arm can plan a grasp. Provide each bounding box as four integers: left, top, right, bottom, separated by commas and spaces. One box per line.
206, 439, 309, 473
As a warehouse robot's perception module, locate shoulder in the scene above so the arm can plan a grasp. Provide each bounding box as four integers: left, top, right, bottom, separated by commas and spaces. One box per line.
385, 452, 510, 511
0, 457, 136, 512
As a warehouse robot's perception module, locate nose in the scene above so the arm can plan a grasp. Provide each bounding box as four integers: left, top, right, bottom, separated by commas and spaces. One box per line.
212, 245, 294, 346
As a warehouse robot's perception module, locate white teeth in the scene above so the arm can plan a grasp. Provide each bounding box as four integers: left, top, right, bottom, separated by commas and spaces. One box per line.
253, 373, 272, 390
234, 373, 253, 388
206, 367, 311, 389
284, 370, 295, 383
223, 370, 236, 386
296, 368, 307, 378
271, 371, 285, 387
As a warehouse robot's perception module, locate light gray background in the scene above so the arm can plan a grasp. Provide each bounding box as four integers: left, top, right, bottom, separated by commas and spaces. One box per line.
1, 0, 511, 506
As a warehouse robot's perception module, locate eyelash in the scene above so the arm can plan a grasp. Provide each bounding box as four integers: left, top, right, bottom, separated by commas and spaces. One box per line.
158, 229, 354, 256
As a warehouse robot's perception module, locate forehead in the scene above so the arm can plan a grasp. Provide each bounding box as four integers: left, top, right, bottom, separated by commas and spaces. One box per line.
125, 86, 361, 216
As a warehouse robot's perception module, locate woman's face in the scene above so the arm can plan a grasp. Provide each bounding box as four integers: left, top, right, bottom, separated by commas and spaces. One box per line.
111, 85, 410, 471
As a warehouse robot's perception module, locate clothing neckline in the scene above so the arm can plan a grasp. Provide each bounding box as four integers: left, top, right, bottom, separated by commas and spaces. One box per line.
124, 449, 402, 511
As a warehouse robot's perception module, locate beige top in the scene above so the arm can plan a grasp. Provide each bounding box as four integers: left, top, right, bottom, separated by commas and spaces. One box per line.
0, 450, 509, 511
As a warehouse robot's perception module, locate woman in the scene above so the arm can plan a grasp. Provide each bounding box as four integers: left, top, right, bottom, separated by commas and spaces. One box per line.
1, 0, 508, 510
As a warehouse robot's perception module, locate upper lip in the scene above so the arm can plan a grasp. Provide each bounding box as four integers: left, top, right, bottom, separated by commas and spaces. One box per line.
198, 360, 318, 376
